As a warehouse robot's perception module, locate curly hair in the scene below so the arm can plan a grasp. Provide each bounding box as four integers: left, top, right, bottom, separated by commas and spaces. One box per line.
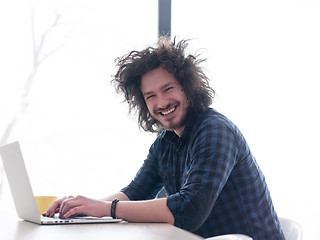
112, 38, 215, 133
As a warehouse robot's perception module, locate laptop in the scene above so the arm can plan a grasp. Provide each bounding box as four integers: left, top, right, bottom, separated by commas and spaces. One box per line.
0, 141, 122, 225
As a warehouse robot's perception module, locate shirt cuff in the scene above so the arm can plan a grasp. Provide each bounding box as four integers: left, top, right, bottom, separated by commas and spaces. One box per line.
167, 192, 182, 228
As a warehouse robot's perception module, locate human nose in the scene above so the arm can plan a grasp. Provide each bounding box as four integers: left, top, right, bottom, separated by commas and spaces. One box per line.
156, 94, 170, 110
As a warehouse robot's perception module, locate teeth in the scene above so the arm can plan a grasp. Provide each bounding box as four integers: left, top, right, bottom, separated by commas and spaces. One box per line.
161, 107, 175, 115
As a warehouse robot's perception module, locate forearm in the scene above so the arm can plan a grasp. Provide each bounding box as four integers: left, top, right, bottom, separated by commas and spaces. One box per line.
102, 192, 174, 224
101, 191, 130, 201
115, 198, 174, 225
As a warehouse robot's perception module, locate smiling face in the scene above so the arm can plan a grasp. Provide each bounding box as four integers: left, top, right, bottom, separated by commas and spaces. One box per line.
140, 67, 189, 136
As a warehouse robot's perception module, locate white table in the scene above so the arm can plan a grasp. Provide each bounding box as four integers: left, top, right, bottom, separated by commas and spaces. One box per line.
1, 216, 204, 240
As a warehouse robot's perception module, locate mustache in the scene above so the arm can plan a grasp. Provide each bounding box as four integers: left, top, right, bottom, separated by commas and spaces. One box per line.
155, 102, 177, 113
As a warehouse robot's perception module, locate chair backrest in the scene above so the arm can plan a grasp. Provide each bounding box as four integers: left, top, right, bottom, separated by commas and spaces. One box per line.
206, 234, 253, 240
279, 217, 303, 240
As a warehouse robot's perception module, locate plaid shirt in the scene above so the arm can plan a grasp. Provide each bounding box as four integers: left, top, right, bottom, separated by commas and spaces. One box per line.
122, 108, 285, 239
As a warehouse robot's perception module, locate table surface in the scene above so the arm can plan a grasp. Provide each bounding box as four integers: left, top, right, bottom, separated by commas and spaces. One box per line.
0, 195, 204, 240
2, 220, 204, 240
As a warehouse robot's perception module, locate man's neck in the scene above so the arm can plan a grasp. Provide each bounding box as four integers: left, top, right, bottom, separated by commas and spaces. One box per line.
174, 125, 185, 137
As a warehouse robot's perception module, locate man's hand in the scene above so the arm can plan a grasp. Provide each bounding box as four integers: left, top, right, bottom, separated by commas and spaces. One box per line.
43, 195, 109, 219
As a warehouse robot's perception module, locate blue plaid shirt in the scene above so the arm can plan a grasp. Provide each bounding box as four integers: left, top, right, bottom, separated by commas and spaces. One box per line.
122, 108, 285, 239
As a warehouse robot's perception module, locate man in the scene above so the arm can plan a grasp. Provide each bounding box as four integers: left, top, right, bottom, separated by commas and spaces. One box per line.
44, 39, 285, 239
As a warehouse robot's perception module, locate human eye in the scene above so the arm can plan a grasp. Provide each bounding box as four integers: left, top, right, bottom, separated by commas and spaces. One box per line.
164, 86, 174, 92
146, 94, 155, 100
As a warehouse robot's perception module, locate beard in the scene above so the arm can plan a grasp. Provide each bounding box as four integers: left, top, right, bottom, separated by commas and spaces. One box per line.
162, 113, 187, 131
154, 103, 189, 132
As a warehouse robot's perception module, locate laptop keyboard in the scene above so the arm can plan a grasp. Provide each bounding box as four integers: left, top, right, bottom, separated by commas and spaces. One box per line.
41, 215, 75, 223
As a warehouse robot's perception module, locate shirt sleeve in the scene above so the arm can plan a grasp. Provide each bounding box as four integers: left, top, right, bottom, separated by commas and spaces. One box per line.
167, 121, 239, 232
121, 141, 163, 201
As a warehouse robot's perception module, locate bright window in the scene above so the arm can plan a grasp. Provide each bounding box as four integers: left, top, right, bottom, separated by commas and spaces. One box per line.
171, 1, 320, 238
0, 0, 158, 198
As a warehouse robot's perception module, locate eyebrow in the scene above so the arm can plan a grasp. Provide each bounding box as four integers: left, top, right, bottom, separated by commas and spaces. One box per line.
143, 82, 176, 97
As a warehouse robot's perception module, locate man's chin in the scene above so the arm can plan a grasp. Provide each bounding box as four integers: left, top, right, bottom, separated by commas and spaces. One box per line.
163, 120, 185, 132
155, 115, 187, 132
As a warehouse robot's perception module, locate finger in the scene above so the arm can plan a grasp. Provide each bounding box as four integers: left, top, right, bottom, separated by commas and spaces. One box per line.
62, 206, 84, 219
58, 195, 74, 215
59, 196, 79, 217
45, 197, 66, 217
